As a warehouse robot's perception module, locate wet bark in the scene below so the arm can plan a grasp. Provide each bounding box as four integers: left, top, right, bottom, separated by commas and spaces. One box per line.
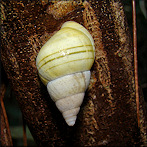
1, 0, 147, 146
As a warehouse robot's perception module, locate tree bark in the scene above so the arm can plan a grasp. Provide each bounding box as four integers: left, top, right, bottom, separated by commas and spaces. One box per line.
1, 0, 147, 146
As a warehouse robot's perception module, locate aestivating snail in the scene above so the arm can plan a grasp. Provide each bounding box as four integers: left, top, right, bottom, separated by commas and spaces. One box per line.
36, 21, 95, 126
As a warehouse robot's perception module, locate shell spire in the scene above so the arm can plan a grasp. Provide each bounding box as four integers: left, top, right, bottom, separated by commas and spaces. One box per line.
36, 21, 95, 126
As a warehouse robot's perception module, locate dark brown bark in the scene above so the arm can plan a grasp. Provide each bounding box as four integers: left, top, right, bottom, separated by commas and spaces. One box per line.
1, 0, 147, 146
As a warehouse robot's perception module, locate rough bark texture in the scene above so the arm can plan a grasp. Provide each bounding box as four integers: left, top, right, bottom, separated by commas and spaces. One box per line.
1, 0, 147, 146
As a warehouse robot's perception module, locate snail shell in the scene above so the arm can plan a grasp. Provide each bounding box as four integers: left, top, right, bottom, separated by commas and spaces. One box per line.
36, 21, 95, 126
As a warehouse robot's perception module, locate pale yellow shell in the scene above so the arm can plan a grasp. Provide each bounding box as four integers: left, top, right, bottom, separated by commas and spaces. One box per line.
36, 21, 95, 126
36, 21, 95, 85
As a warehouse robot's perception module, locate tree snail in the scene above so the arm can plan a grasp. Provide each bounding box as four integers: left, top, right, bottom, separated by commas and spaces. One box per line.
36, 21, 95, 126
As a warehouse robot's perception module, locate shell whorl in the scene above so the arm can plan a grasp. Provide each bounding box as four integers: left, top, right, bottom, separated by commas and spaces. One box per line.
36, 21, 95, 126
36, 21, 95, 85
47, 71, 90, 126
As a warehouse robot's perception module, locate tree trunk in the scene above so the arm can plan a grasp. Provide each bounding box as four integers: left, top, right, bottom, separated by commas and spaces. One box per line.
1, 0, 147, 146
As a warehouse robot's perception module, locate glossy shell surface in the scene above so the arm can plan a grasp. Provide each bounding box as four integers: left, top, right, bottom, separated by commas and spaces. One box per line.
36, 21, 95, 126
36, 21, 95, 85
